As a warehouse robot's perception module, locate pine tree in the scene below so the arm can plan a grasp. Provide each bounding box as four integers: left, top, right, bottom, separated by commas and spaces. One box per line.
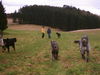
0, 1, 7, 35
12, 10, 17, 23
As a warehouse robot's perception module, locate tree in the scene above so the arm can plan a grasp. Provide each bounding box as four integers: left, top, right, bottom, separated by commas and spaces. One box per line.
18, 5, 100, 31
12, 10, 17, 23
0, 1, 8, 35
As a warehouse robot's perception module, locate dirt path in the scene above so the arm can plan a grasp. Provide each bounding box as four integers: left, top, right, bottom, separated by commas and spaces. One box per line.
8, 24, 61, 32
8, 18, 100, 32
9, 24, 42, 31
8, 18, 59, 31
8, 24, 100, 32
69, 28, 100, 32
8, 18, 48, 31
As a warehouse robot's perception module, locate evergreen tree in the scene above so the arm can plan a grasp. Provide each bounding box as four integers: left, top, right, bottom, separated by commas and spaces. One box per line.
18, 5, 100, 31
0, 1, 7, 35
12, 10, 17, 23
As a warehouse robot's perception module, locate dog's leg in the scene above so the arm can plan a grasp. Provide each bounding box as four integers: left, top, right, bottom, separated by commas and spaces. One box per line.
55, 54, 58, 60
82, 54, 85, 60
52, 54, 55, 60
57, 53, 59, 60
81, 50, 85, 60
7, 46, 10, 52
80, 49, 85, 60
55, 51, 58, 60
86, 50, 89, 62
2, 46, 6, 52
54, 54, 56, 60
51, 51, 54, 60
12, 44, 15, 51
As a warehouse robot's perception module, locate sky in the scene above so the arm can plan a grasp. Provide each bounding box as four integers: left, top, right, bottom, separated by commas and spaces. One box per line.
1, 0, 100, 15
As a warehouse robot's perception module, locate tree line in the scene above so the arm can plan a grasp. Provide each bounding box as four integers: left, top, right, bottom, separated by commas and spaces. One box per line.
13, 5, 100, 31
0, 1, 7, 34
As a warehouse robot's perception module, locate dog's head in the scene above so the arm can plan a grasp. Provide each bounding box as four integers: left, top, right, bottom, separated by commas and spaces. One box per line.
51, 40, 59, 50
81, 35, 88, 46
51, 40, 57, 46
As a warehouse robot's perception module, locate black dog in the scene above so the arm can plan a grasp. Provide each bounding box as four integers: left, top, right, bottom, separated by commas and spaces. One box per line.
56, 32, 61, 38
74, 35, 90, 62
2, 38, 17, 52
51, 41, 59, 60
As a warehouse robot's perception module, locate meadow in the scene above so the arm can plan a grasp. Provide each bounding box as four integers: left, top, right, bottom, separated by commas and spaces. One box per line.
0, 28, 100, 75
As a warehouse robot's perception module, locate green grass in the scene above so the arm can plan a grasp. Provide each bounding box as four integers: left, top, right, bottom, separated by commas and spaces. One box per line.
0, 29, 100, 75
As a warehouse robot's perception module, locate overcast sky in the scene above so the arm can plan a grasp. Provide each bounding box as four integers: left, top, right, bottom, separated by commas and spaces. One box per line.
2, 0, 100, 15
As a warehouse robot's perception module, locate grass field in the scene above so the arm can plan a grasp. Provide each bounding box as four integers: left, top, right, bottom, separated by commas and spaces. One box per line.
0, 28, 100, 75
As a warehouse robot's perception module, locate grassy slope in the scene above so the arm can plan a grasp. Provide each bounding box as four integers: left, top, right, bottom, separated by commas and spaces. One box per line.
0, 29, 100, 75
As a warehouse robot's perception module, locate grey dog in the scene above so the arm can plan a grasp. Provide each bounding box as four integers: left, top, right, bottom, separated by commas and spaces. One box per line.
51, 41, 59, 60
74, 35, 90, 62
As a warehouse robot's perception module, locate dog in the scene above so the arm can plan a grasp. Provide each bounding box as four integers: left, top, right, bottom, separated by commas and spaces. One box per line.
2, 38, 17, 52
74, 35, 90, 62
56, 32, 61, 38
51, 41, 59, 60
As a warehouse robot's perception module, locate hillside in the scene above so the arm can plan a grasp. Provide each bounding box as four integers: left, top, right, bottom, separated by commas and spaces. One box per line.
0, 26, 100, 75
7, 18, 100, 32
12, 5, 100, 31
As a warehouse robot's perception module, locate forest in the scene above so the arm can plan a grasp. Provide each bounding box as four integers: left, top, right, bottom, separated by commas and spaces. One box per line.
13, 5, 100, 31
